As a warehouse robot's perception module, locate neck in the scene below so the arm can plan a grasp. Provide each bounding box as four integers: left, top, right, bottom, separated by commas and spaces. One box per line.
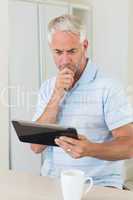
74, 57, 88, 83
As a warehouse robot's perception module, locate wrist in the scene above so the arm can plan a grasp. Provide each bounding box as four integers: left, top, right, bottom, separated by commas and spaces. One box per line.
48, 92, 62, 109
52, 89, 65, 103
86, 142, 101, 157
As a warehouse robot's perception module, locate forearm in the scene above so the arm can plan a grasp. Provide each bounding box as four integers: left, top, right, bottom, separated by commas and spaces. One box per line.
32, 68, 74, 154
90, 136, 133, 160
31, 92, 60, 153
36, 92, 60, 124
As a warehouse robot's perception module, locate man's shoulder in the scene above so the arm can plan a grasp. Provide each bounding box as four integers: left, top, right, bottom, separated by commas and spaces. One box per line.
95, 67, 123, 91
40, 76, 56, 92
38, 77, 56, 99
89, 61, 119, 87
93, 69, 126, 105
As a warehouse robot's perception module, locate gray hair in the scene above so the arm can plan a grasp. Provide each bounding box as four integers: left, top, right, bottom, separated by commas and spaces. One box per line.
48, 14, 87, 43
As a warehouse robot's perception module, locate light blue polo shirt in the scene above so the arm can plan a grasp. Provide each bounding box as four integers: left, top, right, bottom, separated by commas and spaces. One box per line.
33, 60, 133, 188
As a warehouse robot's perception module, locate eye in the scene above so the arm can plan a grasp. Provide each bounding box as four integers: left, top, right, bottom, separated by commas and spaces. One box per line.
67, 49, 78, 54
54, 50, 63, 55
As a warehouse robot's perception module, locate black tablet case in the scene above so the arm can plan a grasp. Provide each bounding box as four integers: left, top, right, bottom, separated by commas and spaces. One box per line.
12, 120, 78, 146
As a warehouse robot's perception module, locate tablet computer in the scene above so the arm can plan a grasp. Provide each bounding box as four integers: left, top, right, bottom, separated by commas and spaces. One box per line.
12, 120, 78, 146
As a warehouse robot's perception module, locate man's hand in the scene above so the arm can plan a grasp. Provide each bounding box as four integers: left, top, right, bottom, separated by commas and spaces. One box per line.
55, 135, 92, 159
31, 144, 47, 154
55, 124, 133, 161
53, 68, 75, 100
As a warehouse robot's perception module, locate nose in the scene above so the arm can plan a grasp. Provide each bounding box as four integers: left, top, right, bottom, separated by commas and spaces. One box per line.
59, 52, 71, 66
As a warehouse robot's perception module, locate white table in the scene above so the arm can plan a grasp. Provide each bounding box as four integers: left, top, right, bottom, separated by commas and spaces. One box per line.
0, 170, 133, 200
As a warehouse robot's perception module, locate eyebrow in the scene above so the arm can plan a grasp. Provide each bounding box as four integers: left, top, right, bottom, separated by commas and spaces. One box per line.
53, 49, 63, 52
53, 48, 78, 52
67, 48, 78, 52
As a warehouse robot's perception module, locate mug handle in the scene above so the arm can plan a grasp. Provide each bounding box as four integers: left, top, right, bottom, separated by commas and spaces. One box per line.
83, 177, 93, 198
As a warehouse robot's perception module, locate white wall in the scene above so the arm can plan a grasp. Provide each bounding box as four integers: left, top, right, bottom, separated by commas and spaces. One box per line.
89, 0, 129, 85
128, 0, 133, 104
88, 0, 133, 102
128, 0, 133, 80
0, 0, 9, 170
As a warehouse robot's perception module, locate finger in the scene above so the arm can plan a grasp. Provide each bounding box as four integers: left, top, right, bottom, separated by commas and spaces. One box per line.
60, 76, 74, 83
55, 139, 82, 158
63, 80, 74, 86
61, 73, 74, 78
78, 134, 86, 140
60, 83, 71, 91
63, 82, 74, 91
55, 138, 74, 150
60, 68, 74, 76
70, 151, 81, 159
59, 77, 74, 86
60, 74, 74, 81
59, 136, 79, 145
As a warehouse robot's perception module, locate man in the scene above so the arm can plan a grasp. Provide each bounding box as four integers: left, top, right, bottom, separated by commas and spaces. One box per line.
31, 15, 133, 189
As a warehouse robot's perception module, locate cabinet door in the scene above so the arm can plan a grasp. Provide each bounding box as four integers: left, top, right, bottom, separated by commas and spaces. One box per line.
9, 1, 41, 174
39, 4, 68, 81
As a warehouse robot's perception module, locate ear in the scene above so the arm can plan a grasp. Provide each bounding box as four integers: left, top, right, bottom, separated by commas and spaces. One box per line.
49, 42, 52, 48
83, 39, 89, 49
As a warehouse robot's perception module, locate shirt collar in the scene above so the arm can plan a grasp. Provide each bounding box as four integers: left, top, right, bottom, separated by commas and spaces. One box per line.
74, 59, 98, 88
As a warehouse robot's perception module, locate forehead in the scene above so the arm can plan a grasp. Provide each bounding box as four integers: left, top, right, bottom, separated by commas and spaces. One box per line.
50, 31, 80, 49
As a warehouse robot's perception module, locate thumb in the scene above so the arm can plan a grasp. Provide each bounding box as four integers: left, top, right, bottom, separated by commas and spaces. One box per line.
78, 134, 86, 140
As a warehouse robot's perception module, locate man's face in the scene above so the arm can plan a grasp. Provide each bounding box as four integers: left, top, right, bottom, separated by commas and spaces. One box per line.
50, 31, 87, 75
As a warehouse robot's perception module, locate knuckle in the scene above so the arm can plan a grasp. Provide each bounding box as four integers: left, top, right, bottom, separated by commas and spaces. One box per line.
77, 148, 83, 154
73, 154, 80, 159
71, 154, 77, 159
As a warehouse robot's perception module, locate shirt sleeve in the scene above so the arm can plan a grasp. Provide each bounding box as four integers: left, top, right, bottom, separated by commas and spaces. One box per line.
103, 82, 133, 130
32, 82, 49, 122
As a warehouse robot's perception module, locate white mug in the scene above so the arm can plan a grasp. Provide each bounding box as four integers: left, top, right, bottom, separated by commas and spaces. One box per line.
60, 169, 93, 200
